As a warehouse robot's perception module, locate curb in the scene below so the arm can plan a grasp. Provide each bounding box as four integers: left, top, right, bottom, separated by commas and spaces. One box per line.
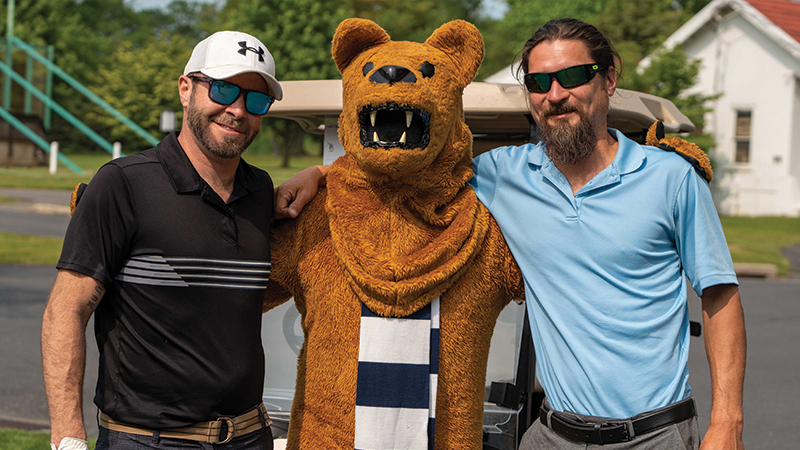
0, 415, 50, 432
27, 203, 71, 216
733, 263, 778, 279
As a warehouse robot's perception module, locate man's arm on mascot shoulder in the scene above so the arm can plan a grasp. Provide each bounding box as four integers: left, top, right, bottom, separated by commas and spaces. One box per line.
274, 164, 330, 219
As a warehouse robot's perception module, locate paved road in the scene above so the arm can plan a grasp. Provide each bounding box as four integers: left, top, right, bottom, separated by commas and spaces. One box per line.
1, 189, 799, 448
0, 187, 72, 238
685, 278, 800, 449
0, 264, 98, 433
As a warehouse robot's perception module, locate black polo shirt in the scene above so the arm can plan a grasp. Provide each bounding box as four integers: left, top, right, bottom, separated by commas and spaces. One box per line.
58, 132, 273, 428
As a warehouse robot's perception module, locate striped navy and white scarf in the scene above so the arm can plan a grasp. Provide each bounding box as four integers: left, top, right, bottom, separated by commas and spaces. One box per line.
354, 297, 440, 450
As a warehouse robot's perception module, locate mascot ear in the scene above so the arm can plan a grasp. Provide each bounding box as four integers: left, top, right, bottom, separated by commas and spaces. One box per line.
425, 20, 484, 87
332, 18, 391, 74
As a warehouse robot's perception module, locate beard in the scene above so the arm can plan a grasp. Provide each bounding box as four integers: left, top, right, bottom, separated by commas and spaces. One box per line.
186, 91, 260, 159
539, 103, 597, 165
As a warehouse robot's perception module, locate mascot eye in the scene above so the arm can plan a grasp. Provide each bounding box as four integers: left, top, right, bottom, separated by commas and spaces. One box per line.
420, 61, 434, 78
363, 62, 374, 76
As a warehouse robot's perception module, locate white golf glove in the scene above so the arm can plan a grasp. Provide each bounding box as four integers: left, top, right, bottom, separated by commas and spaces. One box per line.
50, 437, 88, 450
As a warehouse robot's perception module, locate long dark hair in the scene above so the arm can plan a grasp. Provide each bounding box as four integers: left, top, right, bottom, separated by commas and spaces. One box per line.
514, 18, 621, 80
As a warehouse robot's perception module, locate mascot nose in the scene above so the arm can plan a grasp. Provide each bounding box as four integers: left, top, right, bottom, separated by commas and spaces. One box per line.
369, 65, 417, 84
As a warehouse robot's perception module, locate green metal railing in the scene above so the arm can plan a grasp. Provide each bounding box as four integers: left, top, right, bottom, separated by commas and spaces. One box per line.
12, 37, 159, 148
1, 0, 160, 174
0, 59, 115, 154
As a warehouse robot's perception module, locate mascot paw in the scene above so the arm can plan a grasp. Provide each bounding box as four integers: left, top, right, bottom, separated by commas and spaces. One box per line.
646, 121, 713, 182
70, 182, 88, 216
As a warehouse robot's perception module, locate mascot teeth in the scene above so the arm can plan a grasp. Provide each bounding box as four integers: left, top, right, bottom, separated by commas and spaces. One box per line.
360, 103, 430, 149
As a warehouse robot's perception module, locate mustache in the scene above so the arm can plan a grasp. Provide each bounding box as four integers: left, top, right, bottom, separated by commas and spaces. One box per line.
212, 114, 247, 132
542, 104, 580, 119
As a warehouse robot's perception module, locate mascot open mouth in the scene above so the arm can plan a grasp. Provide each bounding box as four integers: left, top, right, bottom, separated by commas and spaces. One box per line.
360, 103, 430, 150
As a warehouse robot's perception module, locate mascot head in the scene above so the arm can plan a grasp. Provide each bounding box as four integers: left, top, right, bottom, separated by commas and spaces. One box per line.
332, 19, 484, 181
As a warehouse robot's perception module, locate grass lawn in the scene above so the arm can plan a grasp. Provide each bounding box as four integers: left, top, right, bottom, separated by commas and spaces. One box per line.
0, 232, 63, 265
721, 216, 800, 275
0, 429, 96, 450
0, 153, 321, 190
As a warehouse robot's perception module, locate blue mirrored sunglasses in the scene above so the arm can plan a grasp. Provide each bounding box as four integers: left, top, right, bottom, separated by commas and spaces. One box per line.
524, 63, 607, 93
189, 76, 275, 115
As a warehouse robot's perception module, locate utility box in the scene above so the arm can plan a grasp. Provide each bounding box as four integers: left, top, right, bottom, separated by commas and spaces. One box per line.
0, 116, 47, 167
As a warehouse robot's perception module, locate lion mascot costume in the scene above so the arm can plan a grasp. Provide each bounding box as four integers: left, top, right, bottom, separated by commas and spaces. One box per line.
263, 18, 524, 450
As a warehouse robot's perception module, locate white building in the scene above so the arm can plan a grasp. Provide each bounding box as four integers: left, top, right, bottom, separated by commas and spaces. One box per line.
650, 0, 800, 216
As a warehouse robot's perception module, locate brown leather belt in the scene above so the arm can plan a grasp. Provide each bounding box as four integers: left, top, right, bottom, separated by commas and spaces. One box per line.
100, 403, 272, 444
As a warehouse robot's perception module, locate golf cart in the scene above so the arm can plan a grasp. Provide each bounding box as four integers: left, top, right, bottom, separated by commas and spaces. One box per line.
260, 80, 695, 450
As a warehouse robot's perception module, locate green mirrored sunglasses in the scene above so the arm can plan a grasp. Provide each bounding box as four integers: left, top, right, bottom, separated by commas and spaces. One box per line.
524, 63, 607, 93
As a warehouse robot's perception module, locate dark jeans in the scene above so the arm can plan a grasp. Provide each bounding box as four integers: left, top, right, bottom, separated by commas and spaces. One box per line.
95, 426, 274, 450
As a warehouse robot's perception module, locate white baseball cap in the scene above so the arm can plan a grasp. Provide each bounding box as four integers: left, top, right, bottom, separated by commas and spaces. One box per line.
184, 31, 283, 101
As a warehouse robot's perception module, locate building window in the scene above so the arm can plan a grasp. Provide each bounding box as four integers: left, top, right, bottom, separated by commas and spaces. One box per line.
734, 111, 751, 163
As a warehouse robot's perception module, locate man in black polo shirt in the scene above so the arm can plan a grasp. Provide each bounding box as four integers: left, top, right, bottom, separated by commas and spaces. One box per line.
42, 31, 282, 450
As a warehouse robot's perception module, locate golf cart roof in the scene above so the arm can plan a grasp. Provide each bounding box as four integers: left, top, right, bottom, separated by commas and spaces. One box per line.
267, 79, 695, 154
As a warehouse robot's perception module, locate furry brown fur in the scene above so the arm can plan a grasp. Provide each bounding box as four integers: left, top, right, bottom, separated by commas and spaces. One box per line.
646, 120, 713, 182
264, 18, 523, 449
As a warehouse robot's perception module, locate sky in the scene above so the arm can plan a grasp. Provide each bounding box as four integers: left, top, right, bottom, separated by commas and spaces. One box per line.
127, 0, 509, 19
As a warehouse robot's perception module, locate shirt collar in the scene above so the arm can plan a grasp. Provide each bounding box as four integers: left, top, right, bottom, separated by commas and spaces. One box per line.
609, 128, 647, 175
156, 131, 263, 195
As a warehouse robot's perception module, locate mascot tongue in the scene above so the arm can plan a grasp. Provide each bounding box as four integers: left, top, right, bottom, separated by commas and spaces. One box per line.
326, 19, 489, 316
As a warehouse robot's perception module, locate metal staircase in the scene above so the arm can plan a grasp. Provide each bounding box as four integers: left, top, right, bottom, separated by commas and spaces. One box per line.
1, 0, 159, 174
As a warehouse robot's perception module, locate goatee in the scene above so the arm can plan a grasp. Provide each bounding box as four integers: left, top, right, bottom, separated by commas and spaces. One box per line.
186, 92, 259, 159
539, 104, 596, 165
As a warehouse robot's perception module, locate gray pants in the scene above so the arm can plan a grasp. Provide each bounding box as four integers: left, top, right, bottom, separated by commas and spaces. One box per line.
519, 400, 700, 449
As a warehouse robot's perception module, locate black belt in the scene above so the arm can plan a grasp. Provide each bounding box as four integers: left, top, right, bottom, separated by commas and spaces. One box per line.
539, 398, 696, 445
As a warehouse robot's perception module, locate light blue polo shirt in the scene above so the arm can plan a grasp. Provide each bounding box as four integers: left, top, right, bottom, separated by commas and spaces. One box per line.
470, 129, 737, 418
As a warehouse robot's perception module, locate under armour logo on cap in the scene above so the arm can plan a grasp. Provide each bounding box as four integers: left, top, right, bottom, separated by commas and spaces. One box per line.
238, 41, 265, 62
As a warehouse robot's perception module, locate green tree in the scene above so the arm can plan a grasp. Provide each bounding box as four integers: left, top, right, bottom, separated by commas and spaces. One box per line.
0, 0, 219, 154
136, 0, 220, 44
591, 0, 684, 71
480, 0, 602, 80
85, 32, 193, 150
351, 0, 483, 43
627, 47, 718, 148
79, 0, 222, 151
0, 0, 147, 152
219, 0, 353, 165
484, 0, 688, 77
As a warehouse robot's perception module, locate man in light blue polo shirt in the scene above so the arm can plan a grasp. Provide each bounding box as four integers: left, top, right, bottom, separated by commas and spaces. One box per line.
467, 18, 745, 450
